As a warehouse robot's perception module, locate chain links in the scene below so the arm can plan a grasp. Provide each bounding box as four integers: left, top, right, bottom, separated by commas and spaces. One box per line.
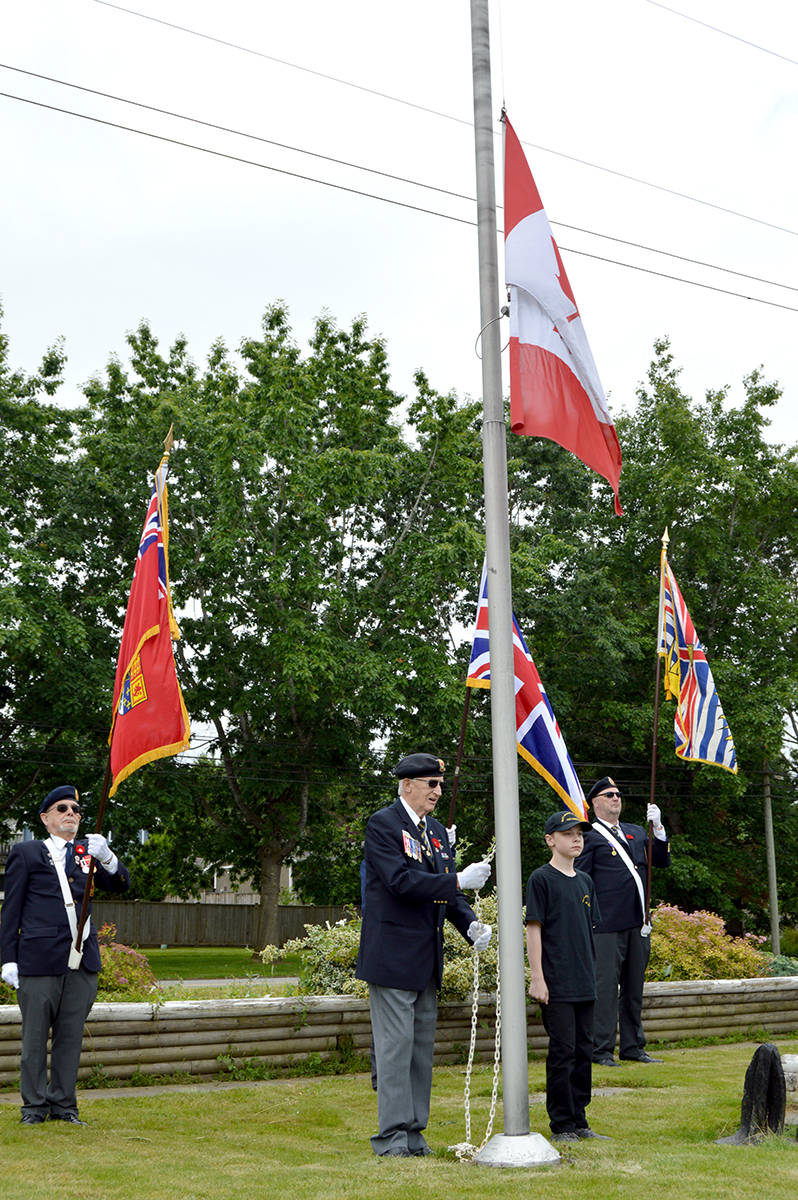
449, 843, 502, 1162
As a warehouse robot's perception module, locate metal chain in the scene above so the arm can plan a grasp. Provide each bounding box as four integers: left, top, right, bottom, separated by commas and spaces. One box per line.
449, 843, 502, 1162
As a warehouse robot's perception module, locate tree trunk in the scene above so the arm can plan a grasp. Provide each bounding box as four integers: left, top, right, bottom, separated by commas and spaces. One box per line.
253, 843, 284, 950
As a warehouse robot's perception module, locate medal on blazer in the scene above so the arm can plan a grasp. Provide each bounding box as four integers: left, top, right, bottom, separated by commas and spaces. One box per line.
74, 842, 91, 873
402, 830, 422, 861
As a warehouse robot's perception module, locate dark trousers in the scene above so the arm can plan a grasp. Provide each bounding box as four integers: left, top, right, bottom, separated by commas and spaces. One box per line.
593, 928, 650, 1059
368, 982, 437, 1155
540, 999, 594, 1134
17, 968, 98, 1117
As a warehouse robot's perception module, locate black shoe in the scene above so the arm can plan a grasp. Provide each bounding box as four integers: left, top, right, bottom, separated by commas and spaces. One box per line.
576, 1128, 612, 1140
381, 1148, 411, 1157
410, 1146, 433, 1156
620, 1052, 663, 1064
592, 1054, 619, 1067
550, 1130, 580, 1142
49, 1112, 87, 1125
20, 1113, 47, 1125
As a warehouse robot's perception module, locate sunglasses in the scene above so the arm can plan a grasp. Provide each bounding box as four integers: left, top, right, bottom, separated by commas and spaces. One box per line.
597, 790, 621, 799
54, 803, 82, 815
416, 778, 445, 791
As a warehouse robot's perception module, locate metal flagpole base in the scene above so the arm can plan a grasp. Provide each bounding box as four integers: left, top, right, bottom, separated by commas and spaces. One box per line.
475, 1132, 561, 1168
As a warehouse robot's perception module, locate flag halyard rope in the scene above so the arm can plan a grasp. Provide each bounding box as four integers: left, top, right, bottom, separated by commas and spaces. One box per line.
448, 843, 502, 1161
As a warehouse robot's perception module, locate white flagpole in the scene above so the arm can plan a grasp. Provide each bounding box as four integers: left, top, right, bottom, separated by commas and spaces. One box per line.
469, 0, 558, 1167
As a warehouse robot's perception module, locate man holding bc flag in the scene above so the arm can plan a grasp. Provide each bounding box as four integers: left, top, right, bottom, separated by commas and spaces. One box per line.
356, 753, 492, 1157
575, 776, 670, 1067
0, 785, 131, 1125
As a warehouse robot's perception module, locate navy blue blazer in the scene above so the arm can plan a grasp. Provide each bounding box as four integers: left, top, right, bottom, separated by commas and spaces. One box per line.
0, 839, 131, 975
356, 800, 476, 991
575, 821, 670, 933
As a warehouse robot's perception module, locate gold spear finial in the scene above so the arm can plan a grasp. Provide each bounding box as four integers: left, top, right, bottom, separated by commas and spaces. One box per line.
662, 526, 670, 549
163, 424, 175, 454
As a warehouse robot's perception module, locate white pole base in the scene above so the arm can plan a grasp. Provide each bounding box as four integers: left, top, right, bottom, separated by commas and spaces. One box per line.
475, 1132, 561, 1168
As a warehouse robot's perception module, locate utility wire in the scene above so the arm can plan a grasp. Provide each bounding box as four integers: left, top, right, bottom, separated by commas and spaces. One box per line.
91, 0, 798, 240
3, 88, 797, 314
3, 62, 796, 297
644, 0, 798, 68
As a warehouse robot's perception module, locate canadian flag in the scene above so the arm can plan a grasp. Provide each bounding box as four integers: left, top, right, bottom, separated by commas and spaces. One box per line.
504, 114, 622, 515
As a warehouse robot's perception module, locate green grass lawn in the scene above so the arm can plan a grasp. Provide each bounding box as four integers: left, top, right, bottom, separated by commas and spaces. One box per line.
2, 1041, 798, 1198
141, 946, 304, 980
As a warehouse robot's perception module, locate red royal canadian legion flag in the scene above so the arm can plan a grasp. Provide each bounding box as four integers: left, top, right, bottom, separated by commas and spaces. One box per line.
504, 113, 622, 514
108, 450, 190, 795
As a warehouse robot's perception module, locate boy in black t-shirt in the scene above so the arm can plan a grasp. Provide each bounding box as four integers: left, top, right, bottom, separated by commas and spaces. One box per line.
525, 809, 609, 1143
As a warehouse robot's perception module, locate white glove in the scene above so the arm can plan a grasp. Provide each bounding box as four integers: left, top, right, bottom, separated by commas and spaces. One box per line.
1, 962, 20, 990
646, 804, 666, 839
468, 921, 492, 952
457, 861, 491, 891
86, 833, 117, 871
446, 824, 456, 848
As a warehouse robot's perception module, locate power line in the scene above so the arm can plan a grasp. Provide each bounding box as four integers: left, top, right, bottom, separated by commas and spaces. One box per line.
91, 0, 798, 240
3, 88, 797, 314
3, 62, 796, 297
644, 0, 798, 68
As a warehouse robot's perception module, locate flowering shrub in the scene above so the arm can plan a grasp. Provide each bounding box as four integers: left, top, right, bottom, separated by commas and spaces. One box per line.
97, 923, 159, 1000
648, 904, 769, 981
264, 910, 368, 998
440, 891, 499, 1000
261, 893, 502, 1001
0, 924, 158, 1003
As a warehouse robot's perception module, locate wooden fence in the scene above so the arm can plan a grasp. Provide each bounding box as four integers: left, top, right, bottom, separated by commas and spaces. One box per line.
92, 901, 352, 948
1, 976, 797, 1086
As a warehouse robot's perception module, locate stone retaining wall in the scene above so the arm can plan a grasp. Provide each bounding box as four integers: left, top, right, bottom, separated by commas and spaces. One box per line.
1, 976, 797, 1085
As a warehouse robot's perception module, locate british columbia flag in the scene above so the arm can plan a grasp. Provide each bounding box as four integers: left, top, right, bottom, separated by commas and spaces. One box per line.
658, 551, 737, 774
467, 563, 588, 819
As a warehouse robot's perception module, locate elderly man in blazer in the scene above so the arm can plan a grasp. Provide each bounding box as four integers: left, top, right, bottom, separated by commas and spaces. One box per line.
0, 785, 131, 1125
575, 776, 670, 1067
356, 753, 492, 1157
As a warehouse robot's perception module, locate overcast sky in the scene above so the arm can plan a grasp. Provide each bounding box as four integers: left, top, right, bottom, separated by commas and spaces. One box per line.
2, 0, 797, 456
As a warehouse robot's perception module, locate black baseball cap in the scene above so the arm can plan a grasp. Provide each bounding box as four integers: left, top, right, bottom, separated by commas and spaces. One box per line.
544, 809, 591, 835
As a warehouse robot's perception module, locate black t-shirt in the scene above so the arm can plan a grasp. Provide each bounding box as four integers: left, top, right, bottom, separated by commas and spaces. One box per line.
525, 863, 599, 1002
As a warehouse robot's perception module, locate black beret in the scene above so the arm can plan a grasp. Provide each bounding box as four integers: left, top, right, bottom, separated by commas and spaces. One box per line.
544, 809, 591, 835
39, 785, 79, 815
586, 776, 617, 804
392, 753, 445, 779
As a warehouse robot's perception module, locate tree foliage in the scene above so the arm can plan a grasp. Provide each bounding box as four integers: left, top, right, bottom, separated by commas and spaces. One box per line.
2, 312, 797, 940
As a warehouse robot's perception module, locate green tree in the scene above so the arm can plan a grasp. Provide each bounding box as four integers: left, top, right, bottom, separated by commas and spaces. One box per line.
75, 306, 486, 944
0, 316, 113, 825
491, 339, 798, 926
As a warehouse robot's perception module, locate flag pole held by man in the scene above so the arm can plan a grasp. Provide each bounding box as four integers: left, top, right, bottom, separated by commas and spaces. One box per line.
108, 428, 190, 795
658, 539, 737, 773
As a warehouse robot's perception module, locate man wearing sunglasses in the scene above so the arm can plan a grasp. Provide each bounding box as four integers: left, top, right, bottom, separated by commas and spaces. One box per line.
357, 753, 492, 1157
575, 776, 670, 1067
0, 784, 131, 1125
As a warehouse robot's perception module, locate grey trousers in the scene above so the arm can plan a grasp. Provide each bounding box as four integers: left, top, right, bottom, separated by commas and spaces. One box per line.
17, 968, 98, 1117
593, 928, 650, 1059
368, 981, 438, 1155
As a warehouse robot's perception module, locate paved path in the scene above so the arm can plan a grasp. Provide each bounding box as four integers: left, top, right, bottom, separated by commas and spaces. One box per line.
155, 976, 299, 988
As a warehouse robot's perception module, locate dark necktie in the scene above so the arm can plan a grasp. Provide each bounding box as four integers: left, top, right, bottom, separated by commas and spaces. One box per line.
417, 820, 433, 858
64, 841, 74, 878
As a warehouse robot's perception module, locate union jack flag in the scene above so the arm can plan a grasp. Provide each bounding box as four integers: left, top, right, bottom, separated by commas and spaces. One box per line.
658, 549, 737, 773
108, 448, 190, 795
467, 563, 588, 819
